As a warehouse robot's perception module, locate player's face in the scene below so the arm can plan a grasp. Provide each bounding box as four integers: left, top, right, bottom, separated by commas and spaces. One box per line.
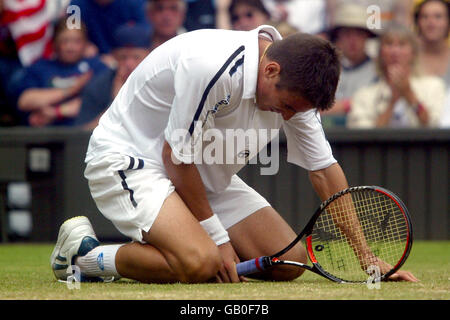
256, 62, 314, 120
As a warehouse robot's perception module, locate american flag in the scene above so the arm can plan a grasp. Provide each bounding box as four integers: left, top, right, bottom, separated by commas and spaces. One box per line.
1, 0, 54, 66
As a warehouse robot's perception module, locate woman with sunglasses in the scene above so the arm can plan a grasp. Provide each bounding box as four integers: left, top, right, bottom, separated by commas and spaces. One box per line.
228, 0, 272, 31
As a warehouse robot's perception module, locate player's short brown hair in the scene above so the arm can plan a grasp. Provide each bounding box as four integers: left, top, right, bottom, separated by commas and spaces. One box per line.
266, 33, 341, 111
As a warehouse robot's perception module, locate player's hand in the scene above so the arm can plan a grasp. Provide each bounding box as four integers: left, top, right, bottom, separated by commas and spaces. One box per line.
372, 255, 419, 282
387, 269, 419, 282
361, 254, 419, 282
215, 242, 246, 283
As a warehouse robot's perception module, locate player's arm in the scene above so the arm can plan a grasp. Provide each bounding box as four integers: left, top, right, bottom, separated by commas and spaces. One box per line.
162, 140, 214, 221
309, 163, 375, 265
162, 141, 242, 283
309, 163, 418, 282
308, 162, 348, 201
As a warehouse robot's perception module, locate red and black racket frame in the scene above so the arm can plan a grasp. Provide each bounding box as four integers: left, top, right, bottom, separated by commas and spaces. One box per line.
236, 186, 413, 284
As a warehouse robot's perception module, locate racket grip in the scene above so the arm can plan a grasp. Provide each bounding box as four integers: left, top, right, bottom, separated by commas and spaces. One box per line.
236, 257, 268, 276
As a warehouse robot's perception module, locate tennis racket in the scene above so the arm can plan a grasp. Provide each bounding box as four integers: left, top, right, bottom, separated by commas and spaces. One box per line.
236, 186, 413, 283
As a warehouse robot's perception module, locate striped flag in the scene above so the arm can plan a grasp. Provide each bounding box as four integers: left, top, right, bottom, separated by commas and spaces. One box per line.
1, 0, 54, 66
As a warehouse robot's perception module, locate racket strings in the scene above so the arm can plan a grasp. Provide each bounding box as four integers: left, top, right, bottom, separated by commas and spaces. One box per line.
310, 190, 409, 282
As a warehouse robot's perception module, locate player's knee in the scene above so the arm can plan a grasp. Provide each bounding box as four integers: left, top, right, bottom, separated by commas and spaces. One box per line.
269, 265, 303, 281
179, 247, 221, 283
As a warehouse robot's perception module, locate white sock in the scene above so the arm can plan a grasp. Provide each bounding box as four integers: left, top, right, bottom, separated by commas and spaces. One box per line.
75, 244, 124, 278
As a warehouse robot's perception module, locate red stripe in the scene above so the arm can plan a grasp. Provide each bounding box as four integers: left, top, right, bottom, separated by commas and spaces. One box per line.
254, 258, 263, 272
1, 0, 46, 24
306, 236, 317, 263
375, 188, 411, 270
15, 22, 49, 50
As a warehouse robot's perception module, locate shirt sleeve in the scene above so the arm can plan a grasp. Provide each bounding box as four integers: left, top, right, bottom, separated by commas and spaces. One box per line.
164, 56, 232, 164
282, 109, 337, 171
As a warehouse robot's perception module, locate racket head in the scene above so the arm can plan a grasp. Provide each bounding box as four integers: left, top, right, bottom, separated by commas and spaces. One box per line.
305, 186, 413, 283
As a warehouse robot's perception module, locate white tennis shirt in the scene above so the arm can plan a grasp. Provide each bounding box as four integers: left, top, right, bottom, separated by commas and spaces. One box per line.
86, 25, 336, 193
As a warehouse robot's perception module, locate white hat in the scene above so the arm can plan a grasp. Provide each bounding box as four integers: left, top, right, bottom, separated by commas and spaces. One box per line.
329, 3, 378, 41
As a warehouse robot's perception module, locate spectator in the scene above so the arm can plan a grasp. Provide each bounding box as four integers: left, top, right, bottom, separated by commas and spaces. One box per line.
226, 0, 297, 36
0, 0, 73, 126
216, 0, 232, 29
0, 5, 20, 126
228, 0, 271, 31
262, 0, 328, 35
147, 0, 187, 51
321, 3, 378, 127
75, 24, 151, 130
14, 19, 107, 127
347, 24, 445, 128
69, 0, 150, 65
327, 0, 414, 30
414, 0, 450, 89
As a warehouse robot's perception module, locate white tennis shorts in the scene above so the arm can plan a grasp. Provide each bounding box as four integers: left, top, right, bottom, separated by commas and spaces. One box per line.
84, 153, 271, 242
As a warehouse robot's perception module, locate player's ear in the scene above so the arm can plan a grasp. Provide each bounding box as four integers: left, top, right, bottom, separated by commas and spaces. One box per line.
263, 61, 281, 79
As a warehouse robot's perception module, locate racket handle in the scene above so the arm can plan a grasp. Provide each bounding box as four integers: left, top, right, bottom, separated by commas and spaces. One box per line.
236, 257, 269, 276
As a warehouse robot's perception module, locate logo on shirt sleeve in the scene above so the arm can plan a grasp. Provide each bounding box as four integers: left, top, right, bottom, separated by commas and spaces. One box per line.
211, 95, 231, 115
202, 94, 231, 129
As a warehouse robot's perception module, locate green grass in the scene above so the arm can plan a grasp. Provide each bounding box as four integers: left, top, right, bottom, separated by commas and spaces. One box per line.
0, 241, 448, 300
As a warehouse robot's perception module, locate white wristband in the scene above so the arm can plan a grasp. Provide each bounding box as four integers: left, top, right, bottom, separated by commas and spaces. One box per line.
200, 214, 230, 246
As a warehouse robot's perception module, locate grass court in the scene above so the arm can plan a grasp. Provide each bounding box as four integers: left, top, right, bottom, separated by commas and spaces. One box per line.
0, 241, 448, 300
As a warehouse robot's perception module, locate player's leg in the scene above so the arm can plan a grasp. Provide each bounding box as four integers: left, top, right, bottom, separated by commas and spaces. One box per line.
56, 190, 221, 284
208, 175, 307, 281
228, 206, 307, 281
114, 191, 221, 283
62, 154, 221, 284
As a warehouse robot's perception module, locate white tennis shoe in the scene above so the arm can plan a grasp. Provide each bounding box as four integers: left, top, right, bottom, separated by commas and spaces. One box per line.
50, 216, 101, 282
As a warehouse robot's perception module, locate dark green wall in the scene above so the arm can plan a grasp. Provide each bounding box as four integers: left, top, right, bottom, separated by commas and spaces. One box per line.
1, 128, 448, 242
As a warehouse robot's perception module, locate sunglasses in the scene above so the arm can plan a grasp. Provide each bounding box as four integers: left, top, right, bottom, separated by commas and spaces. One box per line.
231, 11, 255, 23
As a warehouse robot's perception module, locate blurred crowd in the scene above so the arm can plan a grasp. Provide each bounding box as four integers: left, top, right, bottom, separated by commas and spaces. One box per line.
0, 0, 449, 129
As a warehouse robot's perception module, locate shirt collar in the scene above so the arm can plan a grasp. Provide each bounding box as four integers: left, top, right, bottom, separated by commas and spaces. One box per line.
242, 25, 282, 100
